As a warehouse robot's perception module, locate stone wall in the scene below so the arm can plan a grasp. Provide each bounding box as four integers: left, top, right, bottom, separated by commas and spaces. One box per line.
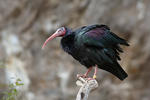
0, 0, 150, 100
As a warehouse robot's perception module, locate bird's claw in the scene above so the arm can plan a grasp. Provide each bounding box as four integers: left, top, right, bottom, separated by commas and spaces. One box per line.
77, 74, 87, 78
86, 75, 97, 81
77, 74, 97, 82
87, 77, 96, 81
93, 75, 97, 79
86, 77, 94, 80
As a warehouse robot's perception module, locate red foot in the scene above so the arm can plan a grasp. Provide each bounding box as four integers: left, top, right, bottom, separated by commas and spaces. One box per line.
77, 74, 95, 81
87, 77, 95, 81
77, 74, 87, 78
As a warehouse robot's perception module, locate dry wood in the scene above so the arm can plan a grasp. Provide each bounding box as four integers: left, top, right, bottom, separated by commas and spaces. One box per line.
76, 77, 98, 100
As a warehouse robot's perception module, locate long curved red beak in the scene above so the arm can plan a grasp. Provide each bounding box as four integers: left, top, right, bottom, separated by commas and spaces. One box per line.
42, 32, 59, 49
42, 27, 66, 49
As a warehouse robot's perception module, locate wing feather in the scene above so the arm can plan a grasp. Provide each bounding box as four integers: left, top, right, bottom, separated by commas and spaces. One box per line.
74, 24, 129, 80
76, 24, 129, 61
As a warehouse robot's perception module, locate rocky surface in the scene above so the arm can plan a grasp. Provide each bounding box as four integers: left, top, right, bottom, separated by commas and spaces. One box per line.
0, 0, 150, 100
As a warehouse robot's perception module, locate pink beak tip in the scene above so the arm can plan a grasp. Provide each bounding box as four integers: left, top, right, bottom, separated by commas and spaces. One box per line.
42, 39, 49, 50
41, 46, 44, 50
42, 46, 44, 50
41, 44, 46, 50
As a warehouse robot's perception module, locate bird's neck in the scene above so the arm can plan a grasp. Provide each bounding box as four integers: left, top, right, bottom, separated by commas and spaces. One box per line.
64, 27, 72, 36
61, 33, 75, 54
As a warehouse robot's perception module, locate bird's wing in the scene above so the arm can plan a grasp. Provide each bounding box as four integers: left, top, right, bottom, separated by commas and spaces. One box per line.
75, 25, 129, 80
76, 24, 129, 61
84, 25, 129, 80
83, 25, 129, 48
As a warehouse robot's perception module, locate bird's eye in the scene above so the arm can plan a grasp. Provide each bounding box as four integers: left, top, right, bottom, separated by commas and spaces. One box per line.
58, 30, 61, 33
60, 27, 64, 31
58, 27, 65, 33
57, 29, 62, 33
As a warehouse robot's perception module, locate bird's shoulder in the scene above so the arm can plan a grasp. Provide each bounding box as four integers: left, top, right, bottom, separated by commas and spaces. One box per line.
74, 24, 109, 35
73, 24, 110, 48
74, 24, 128, 48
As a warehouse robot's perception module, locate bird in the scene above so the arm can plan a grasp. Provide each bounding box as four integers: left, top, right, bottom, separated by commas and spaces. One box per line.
42, 24, 129, 80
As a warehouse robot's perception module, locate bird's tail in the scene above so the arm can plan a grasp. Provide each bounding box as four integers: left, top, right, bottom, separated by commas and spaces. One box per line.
101, 62, 128, 80
114, 62, 128, 80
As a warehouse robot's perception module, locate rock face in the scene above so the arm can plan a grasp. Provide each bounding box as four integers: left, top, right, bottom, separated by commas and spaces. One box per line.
0, 0, 150, 100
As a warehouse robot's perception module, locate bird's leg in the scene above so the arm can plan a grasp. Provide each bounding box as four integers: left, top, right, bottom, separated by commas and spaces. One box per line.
93, 65, 98, 79
77, 67, 93, 78
87, 65, 98, 80
84, 67, 93, 77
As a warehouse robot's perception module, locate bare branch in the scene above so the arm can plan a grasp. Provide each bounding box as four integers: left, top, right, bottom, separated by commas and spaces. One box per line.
76, 77, 98, 100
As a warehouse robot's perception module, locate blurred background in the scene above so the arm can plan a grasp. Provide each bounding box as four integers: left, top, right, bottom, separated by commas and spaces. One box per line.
0, 0, 150, 100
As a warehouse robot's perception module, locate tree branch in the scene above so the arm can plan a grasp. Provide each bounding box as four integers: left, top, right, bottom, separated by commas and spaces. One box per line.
76, 77, 99, 100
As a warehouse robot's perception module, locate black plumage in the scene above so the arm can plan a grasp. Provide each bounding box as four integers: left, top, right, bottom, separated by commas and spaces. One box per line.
60, 24, 129, 80
42, 24, 129, 80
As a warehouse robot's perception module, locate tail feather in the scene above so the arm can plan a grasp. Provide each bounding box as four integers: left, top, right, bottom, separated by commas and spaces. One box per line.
110, 32, 130, 46
114, 62, 128, 80
100, 62, 128, 80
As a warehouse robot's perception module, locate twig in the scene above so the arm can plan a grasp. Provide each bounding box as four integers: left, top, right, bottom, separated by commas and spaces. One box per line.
76, 77, 98, 100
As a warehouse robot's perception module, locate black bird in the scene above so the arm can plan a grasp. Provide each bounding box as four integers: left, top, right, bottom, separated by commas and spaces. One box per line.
42, 24, 129, 80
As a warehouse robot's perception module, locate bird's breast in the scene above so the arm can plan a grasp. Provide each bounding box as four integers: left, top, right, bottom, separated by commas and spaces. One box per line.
61, 35, 76, 54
